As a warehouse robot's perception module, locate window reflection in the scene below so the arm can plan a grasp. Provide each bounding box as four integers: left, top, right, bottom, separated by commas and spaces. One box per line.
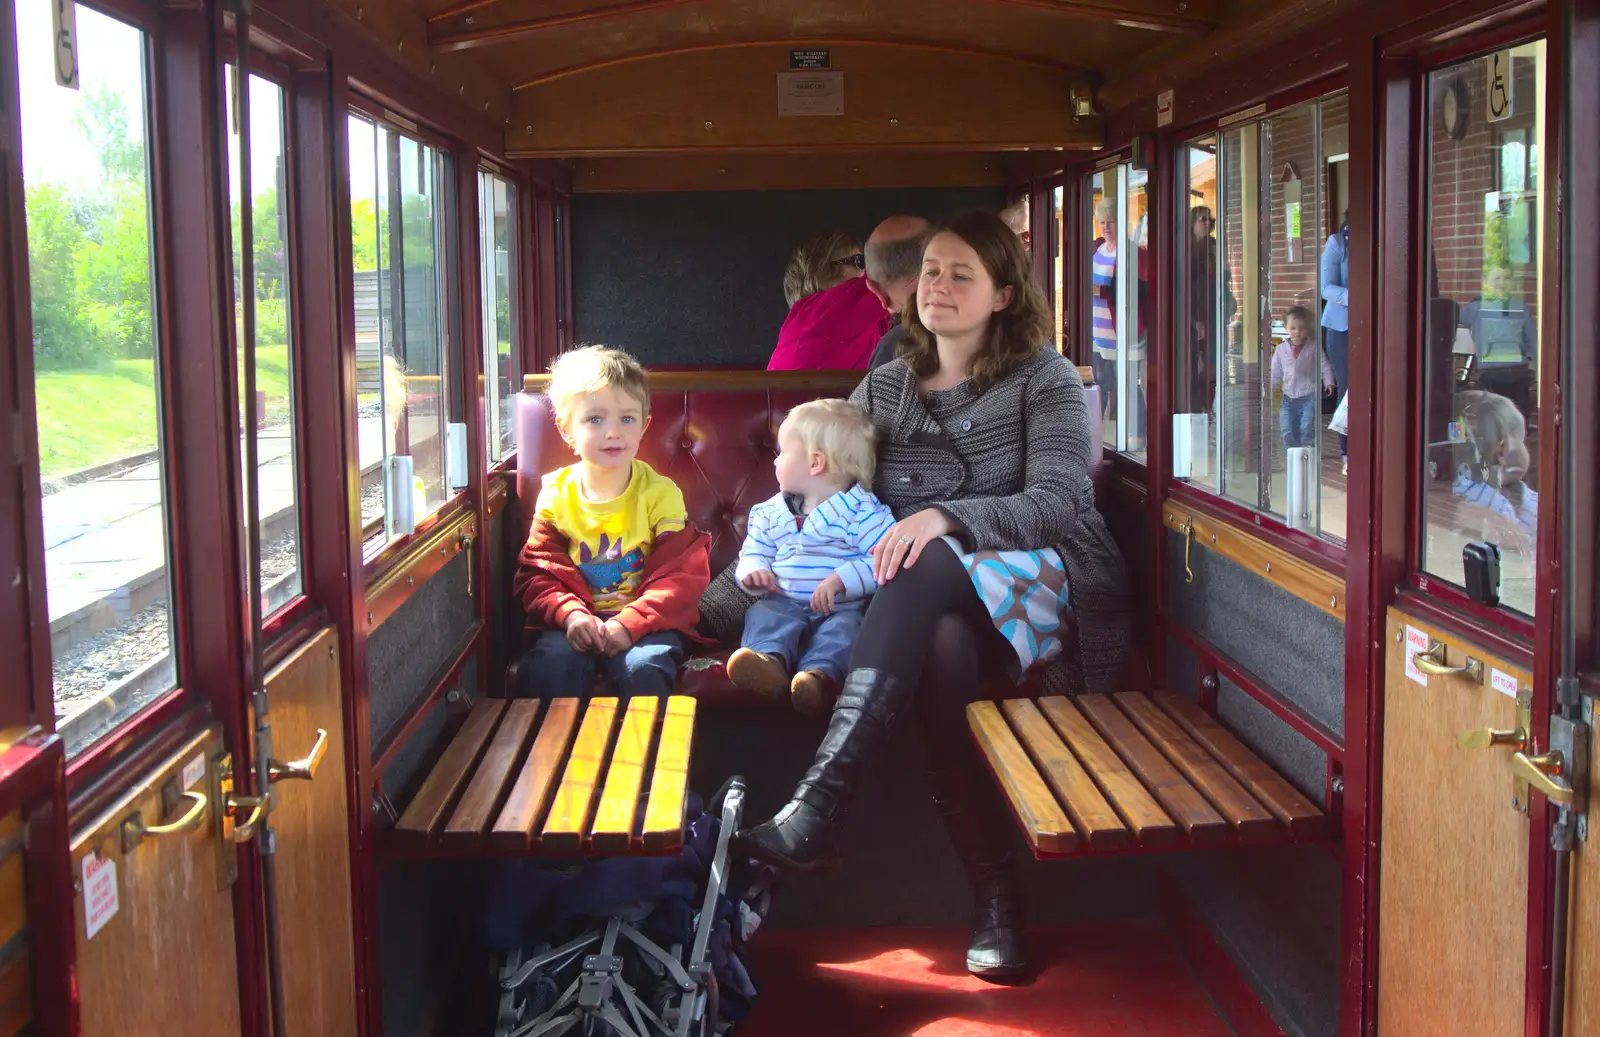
1085, 164, 1150, 455
1422, 42, 1545, 615
479, 171, 518, 465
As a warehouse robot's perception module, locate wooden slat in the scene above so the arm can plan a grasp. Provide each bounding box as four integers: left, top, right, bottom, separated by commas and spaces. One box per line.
1036, 697, 1179, 847
442, 700, 542, 843
639, 696, 697, 853
393, 700, 507, 842
491, 698, 582, 851
1153, 691, 1324, 836
1000, 700, 1128, 849
1114, 693, 1277, 837
0, 946, 30, 1037
1074, 694, 1228, 843
967, 702, 1077, 854
588, 698, 660, 854
541, 698, 622, 853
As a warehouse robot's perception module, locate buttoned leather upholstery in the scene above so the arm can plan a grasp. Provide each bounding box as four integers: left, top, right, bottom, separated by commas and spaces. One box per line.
512, 370, 1102, 704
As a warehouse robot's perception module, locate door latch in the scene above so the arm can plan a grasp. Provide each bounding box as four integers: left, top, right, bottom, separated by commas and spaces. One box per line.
1542, 713, 1589, 850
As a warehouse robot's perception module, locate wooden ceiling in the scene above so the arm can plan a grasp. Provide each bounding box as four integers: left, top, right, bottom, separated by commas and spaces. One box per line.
346, 0, 1312, 184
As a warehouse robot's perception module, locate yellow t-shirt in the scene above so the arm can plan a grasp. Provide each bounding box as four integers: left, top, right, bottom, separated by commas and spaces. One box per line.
534, 459, 687, 615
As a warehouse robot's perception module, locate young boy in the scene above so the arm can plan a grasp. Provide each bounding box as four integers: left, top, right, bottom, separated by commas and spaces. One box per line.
512, 346, 710, 700
727, 399, 894, 717
1271, 305, 1337, 449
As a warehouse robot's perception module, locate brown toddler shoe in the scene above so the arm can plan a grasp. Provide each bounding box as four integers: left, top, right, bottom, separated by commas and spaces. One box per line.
727, 648, 792, 700
790, 671, 839, 717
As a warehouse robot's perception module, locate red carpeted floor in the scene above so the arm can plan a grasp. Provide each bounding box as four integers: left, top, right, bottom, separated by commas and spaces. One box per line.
737, 923, 1236, 1037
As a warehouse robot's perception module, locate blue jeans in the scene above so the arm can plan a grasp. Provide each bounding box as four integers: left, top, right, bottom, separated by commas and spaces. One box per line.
1279, 395, 1317, 449
741, 595, 865, 682
513, 628, 686, 700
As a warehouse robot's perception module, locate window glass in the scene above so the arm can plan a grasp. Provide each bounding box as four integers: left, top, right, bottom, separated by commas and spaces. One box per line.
1086, 164, 1150, 455
226, 67, 301, 618
1421, 42, 1545, 615
479, 171, 517, 465
17, 1, 173, 754
1176, 91, 1348, 542
1052, 185, 1065, 351
347, 112, 459, 550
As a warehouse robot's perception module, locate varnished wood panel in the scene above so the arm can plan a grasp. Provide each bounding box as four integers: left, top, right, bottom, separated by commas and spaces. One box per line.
1378, 609, 1528, 1036
1154, 691, 1323, 835
1076, 694, 1227, 842
1564, 715, 1600, 1035
1036, 696, 1178, 846
1161, 499, 1345, 621
524, 367, 1094, 394
72, 726, 242, 1037
542, 698, 621, 853
506, 46, 1103, 156
444, 700, 541, 842
0, 949, 29, 1037
393, 699, 506, 841
967, 702, 1077, 853
999, 699, 1127, 848
639, 697, 695, 852
491, 697, 582, 850
264, 627, 359, 1037
0, 812, 24, 951
1114, 693, 1276, 836
571, 152, 1005, 193
588, 698, 659, 853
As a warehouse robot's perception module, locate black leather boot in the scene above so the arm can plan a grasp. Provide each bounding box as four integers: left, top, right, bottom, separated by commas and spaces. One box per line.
926, 764, 1029, 979
736, 668, 908, 873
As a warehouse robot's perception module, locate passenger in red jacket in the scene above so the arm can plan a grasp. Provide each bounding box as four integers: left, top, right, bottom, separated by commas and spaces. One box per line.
512, 346, 710, 699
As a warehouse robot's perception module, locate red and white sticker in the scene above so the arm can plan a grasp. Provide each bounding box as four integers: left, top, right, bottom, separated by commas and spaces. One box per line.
82, 852, 118, 940
181, 753, 206, 790
1404, 625, 1431, 687
1491, 668, 1519, 699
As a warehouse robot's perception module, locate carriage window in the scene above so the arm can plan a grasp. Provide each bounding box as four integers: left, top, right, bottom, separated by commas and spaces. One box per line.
17, 1, 174, 754
1052, 185, 1065, 352
348, 112, 461, 550
1420, 42, 1545, 616
1086, 163, 1149, 456
478, 171, 518, 466
226, 67, 301, 618
1175, 91, 1348, 542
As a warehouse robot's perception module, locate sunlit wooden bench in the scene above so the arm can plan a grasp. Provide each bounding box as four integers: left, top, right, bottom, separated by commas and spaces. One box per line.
969, 691, 1325, 857
388, 695, 697, 858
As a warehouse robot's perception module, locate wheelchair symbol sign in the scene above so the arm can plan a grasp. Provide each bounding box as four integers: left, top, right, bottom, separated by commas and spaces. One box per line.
52, 0, 80, 90
1486, 50, 1513, 123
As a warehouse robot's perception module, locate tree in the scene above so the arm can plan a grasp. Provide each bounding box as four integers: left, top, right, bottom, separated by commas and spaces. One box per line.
74, 87, 145, 184
24, 185, 100, 369
351, 197, 379, 272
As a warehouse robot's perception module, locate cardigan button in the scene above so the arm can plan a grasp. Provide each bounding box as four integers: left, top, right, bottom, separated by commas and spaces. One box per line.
959, 419, 972, 432
910, 473, 923, 487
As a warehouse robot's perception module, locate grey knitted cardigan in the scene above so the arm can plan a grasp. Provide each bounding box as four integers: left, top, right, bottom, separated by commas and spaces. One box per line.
850, 349, 1131, 694
696, 348, 1131, 693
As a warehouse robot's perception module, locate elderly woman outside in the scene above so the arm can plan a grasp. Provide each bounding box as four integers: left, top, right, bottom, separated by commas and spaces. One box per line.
738, 211, 1131, 981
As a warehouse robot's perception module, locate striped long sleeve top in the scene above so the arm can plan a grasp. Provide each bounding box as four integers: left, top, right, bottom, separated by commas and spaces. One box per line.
734, 483, 895, 603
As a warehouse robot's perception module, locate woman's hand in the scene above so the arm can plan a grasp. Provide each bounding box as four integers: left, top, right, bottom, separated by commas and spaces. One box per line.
871, 508, 956, 585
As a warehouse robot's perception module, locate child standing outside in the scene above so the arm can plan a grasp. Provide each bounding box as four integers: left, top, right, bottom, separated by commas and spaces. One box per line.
1271, 305, 1337, 449
727, 399, 894, 717
512, 347, 710, 700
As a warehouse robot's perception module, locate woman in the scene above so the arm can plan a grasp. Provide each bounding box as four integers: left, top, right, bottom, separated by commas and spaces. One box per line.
738, 212, 1131, 980
1320, 216, 1351, 473
768, 229, 888, 371
781, 228, 864, 308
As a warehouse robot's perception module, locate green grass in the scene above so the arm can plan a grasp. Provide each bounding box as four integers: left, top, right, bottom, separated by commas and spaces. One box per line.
34, 344, 292, 480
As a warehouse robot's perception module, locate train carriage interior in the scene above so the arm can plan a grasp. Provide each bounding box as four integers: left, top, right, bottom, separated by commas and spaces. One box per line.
0, 0, 1598, 1035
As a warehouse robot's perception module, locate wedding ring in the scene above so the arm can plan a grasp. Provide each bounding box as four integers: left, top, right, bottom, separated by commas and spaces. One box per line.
898, 537, 912, 544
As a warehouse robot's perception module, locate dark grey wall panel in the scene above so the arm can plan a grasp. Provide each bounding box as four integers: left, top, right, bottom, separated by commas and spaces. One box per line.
1165, 530, 1344, 737
572, 188, 1005, 367
488, 503, 516, 690
378, 859, 470, 1037
1165, 847, 1341, 1037
1166, 632, 1201, 700
368, 552, 474, 753
1218, 677, 1327, 801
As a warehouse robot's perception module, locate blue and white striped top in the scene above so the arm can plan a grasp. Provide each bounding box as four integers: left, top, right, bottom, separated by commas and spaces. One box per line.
735, 484, 895, 602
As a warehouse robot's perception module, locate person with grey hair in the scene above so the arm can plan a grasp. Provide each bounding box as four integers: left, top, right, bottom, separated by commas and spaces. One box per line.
862, 215, 933, 368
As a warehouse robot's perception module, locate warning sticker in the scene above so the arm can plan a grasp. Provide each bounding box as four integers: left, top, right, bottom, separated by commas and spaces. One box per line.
82, 852, 118, 940
1491, 668, 1519, 699
1404, 625, 1431, 687
182, 753, 206, 790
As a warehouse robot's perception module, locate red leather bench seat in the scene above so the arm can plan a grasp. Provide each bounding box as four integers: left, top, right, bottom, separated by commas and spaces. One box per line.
514, 369, 1101, 706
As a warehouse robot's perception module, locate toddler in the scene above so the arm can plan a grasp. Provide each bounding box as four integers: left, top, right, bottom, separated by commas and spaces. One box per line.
1271, 305, 1336, 449
727, 399, 894, 716
512, 346, 709, 699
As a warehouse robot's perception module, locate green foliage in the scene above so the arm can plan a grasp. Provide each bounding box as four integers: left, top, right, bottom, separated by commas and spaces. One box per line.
74, 86, 145, 183
351, 197, 379, 272
24, 185, 99, 370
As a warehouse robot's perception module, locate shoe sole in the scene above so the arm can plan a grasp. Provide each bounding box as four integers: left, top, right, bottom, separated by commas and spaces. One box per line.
790, 675, 836, 717
727, 650, 791, 699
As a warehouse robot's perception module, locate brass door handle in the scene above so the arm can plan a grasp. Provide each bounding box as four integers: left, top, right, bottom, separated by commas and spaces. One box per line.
1174, 519, 1195, 584
1457, 727, 1528, 750
1412, 643, 1484, 682
228, 793, 271, 843
1511, 751, 1575, 806
268, 728, 327, 783
121, 791, 208, 850
460, 529, 476, 597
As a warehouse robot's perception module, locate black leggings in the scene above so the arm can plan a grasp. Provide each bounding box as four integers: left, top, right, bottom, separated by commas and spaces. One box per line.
849, 539, 1007, 759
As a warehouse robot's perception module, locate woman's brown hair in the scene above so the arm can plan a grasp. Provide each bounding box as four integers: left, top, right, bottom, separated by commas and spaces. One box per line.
895, 211, 1053, 390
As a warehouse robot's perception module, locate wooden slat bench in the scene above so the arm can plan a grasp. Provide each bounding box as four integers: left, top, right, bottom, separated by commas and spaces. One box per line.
388, 695, 698, 858
968, 692, 1326, 858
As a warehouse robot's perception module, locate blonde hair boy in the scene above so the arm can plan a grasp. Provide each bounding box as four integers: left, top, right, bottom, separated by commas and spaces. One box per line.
780, 398, 877, 489
548, 345, 651, 427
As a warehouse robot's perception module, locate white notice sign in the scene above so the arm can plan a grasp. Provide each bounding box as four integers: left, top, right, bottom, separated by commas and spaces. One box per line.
52, 0, 80, 90
82, 852, 118, 939
777, 71, 844, 118
181, 752, 206, 790
1404, 625, 1431, 687
1491, 668, 1519, 699
1156, 89, 1174, 128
